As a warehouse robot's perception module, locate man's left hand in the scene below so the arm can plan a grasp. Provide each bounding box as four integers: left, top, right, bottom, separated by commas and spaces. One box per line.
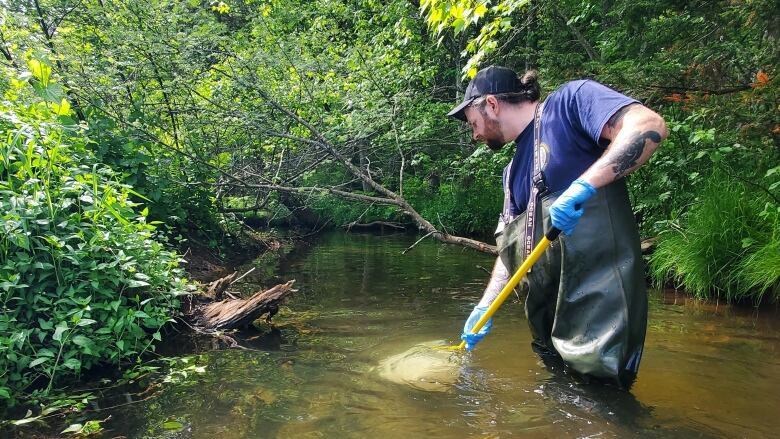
549, 179, 596, 235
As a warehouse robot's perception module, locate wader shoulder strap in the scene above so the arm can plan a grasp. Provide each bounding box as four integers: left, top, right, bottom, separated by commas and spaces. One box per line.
500, 160, 514, 226
524, 101, 547, 259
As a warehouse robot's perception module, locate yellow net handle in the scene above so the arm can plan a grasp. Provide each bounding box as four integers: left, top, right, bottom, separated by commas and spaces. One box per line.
457, 227, 562, 350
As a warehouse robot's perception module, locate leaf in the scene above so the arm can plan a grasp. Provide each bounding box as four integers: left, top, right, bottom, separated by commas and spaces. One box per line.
103, 202, 130, 225
53, 323, 69, 342
77, 318, 97, 327
449, 4, 463, 19
474, 3, 487, 18
12, 415, 40, 425
28, 59, 51, 83
33, 82, 65, 103
82, 420, 104, 434
12, 410, 40, 425
61, 423, 83, 434
127, 279, 150, 288
53, 98, 71, 116
29, 357, 49, 368
127, 188, 152, 202
452, 18, 466, 34
72, 335, 92, 347
63, 358, 82, 370
162, 420, 184, 430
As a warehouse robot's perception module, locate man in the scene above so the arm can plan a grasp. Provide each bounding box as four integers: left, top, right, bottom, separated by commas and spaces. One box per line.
448, 66, 667, 388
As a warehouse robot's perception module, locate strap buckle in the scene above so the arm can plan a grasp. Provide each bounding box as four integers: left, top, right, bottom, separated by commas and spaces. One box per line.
533, 171, 548, 197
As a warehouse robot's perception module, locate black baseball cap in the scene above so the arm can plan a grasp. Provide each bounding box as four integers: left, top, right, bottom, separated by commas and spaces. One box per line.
447, 65, 522, 121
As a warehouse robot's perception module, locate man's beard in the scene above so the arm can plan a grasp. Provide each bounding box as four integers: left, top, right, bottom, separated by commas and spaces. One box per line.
483, 115, 506, 151
485, 138, 505, 151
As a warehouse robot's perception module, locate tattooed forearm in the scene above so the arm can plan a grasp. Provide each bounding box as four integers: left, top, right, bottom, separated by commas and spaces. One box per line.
582, 105, 667, 188
605, 130, 662, 178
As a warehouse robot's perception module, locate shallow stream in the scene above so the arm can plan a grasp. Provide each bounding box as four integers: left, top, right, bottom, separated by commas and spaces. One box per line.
72, 232, 780, 437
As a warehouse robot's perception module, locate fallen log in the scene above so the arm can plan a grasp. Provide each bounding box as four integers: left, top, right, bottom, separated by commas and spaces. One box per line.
198, 280, 296, 330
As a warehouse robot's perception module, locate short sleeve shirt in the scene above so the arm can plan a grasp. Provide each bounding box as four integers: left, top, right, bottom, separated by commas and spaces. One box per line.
506, 80, 639, 216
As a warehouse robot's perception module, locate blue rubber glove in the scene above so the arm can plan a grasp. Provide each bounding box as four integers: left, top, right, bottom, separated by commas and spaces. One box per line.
549, 179, 597, 235
461, 305, 493, 351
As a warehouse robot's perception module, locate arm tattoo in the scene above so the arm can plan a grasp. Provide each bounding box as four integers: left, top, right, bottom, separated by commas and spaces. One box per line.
607, 130, 662, 178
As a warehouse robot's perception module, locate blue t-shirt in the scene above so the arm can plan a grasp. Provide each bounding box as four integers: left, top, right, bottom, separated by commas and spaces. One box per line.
506, 80, 638, 216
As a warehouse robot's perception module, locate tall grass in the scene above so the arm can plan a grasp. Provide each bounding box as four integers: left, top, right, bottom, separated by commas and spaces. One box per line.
650, 174, 780, 302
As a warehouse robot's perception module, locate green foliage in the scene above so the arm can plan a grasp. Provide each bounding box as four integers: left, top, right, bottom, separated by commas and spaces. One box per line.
426, 0, 779, 300
406, 178, 501, 235
3, 0, 777, 305
650, 175, 780, 302
405, 145, 510, 235
85, 113, 229, 250
299, 144, 507, 235
421, 0, 530, 78
0, 62, 189, 407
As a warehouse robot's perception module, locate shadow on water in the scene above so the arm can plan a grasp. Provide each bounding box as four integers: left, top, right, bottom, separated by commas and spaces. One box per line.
525, 373, 724, 438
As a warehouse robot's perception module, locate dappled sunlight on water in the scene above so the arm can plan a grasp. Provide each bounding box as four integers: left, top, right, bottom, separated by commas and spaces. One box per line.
77, 232, 780, 438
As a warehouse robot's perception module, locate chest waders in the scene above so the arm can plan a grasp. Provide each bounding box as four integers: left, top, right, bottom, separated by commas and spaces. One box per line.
497, 104, 647, 388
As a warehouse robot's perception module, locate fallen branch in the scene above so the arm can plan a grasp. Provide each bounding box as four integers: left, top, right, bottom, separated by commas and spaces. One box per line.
199, 280, 296, 330
402, 231, 435, 255
229, 267, 256, 286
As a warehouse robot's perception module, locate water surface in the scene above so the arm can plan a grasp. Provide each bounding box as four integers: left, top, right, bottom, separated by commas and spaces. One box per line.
96, 232, 780, 438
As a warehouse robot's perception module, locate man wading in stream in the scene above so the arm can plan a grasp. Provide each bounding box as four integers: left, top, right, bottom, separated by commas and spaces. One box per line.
449, 66, 667, 389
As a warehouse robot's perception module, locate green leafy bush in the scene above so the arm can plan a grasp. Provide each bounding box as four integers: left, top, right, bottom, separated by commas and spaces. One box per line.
0, 65, 189, 406
650, 174, 780, 302
405, 177, 501, 236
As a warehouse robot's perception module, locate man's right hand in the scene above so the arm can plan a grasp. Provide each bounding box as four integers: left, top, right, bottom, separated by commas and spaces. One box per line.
461, 305, 493, 351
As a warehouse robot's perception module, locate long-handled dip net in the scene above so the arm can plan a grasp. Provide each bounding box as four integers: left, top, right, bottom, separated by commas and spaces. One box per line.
376, 228, 563, 391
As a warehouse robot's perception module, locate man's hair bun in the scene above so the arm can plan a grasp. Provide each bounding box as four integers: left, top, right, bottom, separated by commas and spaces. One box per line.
519, 70, 540, 101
